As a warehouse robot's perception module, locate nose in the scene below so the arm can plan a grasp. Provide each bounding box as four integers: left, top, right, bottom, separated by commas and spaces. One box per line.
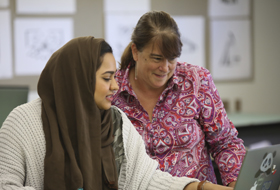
159, 59, 169, 72
110, 77, 119, 92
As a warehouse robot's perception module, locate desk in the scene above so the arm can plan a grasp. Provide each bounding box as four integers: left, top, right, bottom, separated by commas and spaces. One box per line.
228, 113, 280, 146
228, 113, 280, 128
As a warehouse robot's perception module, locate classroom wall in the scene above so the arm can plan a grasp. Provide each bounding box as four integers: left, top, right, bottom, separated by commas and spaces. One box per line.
0, 0, 279, 114
216, 0, 280, 114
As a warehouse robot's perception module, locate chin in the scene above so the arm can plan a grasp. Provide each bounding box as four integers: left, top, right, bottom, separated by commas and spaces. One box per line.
96, 103, 111, 110
153, 79, 168, 86
101, 104, 111, 110
153, 82, 166, 88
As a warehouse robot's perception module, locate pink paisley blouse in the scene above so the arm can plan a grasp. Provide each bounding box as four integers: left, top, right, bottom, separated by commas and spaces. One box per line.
112, 62, 246, 185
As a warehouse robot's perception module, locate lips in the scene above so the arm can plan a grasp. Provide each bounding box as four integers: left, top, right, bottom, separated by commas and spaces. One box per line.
154, 73, 167, 78
106, 94, 113, 102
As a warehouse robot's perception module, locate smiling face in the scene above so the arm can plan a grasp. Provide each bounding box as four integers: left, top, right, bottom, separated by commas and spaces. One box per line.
131, 42, 177, 90
94, 53, 119, 110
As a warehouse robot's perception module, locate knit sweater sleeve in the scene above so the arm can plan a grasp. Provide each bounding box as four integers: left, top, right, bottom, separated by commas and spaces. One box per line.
112, 106, 199, 190
0, 99, 44, 190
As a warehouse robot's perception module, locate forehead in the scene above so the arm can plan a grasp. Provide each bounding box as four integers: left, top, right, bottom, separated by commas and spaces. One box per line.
143, 42, 162, 56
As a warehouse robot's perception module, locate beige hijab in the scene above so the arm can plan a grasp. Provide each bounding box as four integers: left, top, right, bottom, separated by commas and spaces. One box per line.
37, 36, 118, 190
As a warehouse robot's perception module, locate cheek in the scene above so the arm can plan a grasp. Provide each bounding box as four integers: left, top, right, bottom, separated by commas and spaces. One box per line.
98, 86, 108, 96
169, 64, 177, 74
95, 80, 107, 97
170, 62, 177, 69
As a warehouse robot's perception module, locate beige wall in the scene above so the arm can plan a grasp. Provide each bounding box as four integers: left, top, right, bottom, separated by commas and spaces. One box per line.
216, 0, 280, 114
1, 0, 279, 114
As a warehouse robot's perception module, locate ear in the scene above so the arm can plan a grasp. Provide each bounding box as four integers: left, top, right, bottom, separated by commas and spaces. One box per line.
131, 43, 138, 62
263, 153, 268, 159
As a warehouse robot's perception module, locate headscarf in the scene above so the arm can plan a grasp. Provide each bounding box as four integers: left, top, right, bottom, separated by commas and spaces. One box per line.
37, 36, 118, 190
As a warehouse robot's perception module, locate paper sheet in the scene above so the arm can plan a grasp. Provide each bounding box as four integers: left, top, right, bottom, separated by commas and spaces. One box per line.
14, 18, 73, 76
16, 0, 76, 14
104, 0, 150, 12
104, 0, 150, 67
208, 0, 250, 18
105, 12, 145, 66
210, 19, 252, 80
0, 10, 13, 79
173, 16, 205, 67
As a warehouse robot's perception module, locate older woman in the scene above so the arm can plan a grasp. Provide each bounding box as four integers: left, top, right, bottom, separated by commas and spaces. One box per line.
112, 11, 246, 188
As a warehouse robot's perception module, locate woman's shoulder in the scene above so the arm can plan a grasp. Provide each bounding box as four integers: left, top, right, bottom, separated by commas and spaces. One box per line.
175, 62, 212, 83
1, 98, 42, 131
0, 98, 44, 152
176, 62, 210, 75
8, 98, 41, 119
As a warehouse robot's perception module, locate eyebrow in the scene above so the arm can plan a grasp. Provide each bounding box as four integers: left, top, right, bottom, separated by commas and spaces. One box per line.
101, 71, 115, 75
150, 53, 163, 58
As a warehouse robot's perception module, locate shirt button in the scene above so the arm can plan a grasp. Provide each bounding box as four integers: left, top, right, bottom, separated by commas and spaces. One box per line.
150, 134, 153, 137
151, 152, 155, 156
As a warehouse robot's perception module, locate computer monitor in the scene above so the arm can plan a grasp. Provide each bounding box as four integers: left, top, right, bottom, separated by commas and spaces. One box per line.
0, 86, 29, 127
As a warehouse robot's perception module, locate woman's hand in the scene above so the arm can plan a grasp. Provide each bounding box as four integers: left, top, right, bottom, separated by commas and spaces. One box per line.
227, 181, 236, 188
184, 181, 234, 190
203, 182, 234, 190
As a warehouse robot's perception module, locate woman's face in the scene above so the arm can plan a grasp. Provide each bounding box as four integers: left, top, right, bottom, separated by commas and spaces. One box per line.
131, 42, 177, 90
95, 53, 119, 110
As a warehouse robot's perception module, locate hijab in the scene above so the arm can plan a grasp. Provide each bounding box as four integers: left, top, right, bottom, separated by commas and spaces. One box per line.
37, 36, 118, 190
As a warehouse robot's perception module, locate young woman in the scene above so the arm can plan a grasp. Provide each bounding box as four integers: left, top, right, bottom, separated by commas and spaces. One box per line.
0, 36, 233, 190
112, 11, 246, 188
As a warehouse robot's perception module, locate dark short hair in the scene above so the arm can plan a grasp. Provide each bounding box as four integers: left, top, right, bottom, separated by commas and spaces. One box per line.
97, 40, 113, 70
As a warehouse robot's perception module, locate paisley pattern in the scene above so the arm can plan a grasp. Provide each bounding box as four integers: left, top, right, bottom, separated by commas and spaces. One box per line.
112, 62, 246, 185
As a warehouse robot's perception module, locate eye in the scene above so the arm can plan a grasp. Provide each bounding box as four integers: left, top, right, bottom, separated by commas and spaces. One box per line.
103, 78, 111, 82
152, 57, 162, 62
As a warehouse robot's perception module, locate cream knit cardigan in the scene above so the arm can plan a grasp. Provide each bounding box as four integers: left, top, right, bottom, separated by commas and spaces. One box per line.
0, 98, 198, 190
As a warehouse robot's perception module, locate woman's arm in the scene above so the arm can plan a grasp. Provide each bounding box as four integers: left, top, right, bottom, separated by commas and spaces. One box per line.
199, 70, 246, 185
0, 101, 44, 190
0, 122, 36, 190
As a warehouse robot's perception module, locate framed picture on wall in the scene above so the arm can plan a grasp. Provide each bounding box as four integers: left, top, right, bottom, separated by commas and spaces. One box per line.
14, 18, 73, 76
105, 12, 144, 68
172, 16, 205, 68
104, 0, 150, 68
210, 19, 252, 81
16, 0, 76, 14
208, 0, 250, 18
